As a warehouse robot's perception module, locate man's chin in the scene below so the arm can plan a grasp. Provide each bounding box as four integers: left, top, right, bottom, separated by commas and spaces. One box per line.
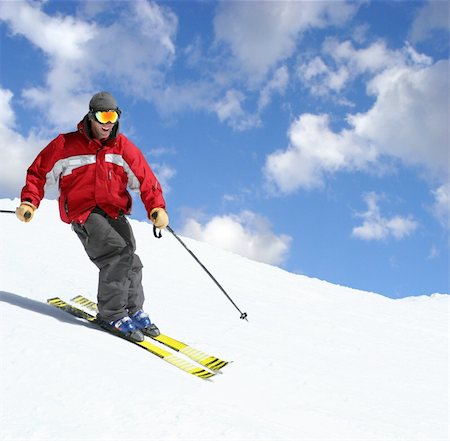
98, 132, 111, 140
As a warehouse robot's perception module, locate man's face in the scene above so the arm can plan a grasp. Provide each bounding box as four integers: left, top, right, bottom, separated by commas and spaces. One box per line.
90, 117, 114, 141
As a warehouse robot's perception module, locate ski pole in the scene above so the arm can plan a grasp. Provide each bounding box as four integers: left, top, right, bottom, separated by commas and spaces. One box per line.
154, 223, 248, 321
0, 209, 31, 219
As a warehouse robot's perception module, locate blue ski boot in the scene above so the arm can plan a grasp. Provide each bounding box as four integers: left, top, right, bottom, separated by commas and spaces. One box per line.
131, 310, 160, 337
109, 316, 144, 342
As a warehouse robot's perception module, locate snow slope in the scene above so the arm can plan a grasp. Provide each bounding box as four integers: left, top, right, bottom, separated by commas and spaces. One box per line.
0, 198, 448, 441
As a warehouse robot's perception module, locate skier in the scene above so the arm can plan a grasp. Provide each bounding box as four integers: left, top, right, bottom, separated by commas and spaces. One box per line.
16, 91, 169, 342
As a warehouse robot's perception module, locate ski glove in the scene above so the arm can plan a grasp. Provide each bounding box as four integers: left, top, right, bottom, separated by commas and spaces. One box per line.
150, 207, 169, 229
16, 202, 36, 223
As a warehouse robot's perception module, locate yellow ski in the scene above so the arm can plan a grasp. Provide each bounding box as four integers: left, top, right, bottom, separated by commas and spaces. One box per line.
47, 297, 216, 380
70, 294, 230, 372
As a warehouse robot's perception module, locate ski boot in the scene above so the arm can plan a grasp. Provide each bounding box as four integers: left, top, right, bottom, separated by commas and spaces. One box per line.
131, 310, 160, 337
109, 316, 144, 342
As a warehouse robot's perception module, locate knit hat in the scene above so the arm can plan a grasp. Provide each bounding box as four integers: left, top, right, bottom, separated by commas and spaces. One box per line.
89, 91, 118, 111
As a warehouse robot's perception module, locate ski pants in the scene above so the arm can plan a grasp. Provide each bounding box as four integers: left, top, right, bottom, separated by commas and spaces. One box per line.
72, 208, 145, 322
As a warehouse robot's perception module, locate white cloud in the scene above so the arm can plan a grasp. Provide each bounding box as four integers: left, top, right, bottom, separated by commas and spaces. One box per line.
430, 183, 450, 229
215, 90, 260, 131
410, 0, 450, 43
299, 56, 350, 96
352, 193, 419, 241
214, 1, 357, 82
210, 64, 289, 130
0, 88, 49, 196
0, 0, 95, 60
327, 39, 401, 73
215, 90, 245, 123
181, 211, 292, 266
258, 65, 289, 111
213, 66, 289, 130
298, 39, 428, 97
350, 59, 448, 181
0, 0, 96, 129
267, 43, 448, 193
133, 0, 177, 55
264, 113, 378, 192
0, 88, 15, 127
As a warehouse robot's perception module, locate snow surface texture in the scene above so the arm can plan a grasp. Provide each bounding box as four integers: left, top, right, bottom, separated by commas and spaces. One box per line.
0, 198, 448, 441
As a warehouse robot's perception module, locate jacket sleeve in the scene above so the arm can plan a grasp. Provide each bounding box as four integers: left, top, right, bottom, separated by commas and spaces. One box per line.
21, 135, 65, 208
122, 137, 166, 218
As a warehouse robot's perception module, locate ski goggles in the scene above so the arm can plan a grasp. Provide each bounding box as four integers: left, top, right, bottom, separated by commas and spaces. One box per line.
93, 110, 119, 124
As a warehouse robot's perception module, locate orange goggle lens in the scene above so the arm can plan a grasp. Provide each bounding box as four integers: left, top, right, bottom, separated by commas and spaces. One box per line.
94, 110, 119, 124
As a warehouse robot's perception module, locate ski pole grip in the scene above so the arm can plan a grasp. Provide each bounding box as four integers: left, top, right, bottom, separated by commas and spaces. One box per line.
153, 225, 162, 238
24, 211, 32, 220
151, 210, 162, 238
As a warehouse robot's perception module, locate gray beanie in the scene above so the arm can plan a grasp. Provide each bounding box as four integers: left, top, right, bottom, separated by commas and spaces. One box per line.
89, 91, 118, 111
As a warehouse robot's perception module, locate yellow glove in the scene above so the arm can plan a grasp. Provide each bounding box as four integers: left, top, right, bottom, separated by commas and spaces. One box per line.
150, 207, 169, 229
16, 202, 36, 223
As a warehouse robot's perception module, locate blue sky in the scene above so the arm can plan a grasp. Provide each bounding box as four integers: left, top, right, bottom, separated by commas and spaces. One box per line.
0, 0, 448, 298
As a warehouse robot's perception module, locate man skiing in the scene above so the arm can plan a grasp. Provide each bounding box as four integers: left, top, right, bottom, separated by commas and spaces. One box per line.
16, 91, 169, 342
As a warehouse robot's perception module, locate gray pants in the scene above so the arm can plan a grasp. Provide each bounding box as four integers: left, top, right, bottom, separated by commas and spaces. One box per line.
72, 209, 145, 322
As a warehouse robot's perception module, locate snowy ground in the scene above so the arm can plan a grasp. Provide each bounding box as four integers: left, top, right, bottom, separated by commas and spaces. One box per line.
1, 198, 448, 441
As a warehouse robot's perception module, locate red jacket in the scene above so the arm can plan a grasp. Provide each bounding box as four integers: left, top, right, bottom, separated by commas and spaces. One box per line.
21, 117, 166, 224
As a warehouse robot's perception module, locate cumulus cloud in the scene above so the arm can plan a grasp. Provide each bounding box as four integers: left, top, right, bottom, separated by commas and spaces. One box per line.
264, 113, 378, 192
214, 1, 357, 82
0, 1, 95, 129
0, 88, 49, 197
266, 42, 448, 193
209, 1, 355, 128
298, 39, 430, 97
350, 59, 448, 182
181, 211, 292, 266
0, 1, 95, 61
212, 65, 289, 130
352, 193, 419, 241
215, 90, 261, 131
